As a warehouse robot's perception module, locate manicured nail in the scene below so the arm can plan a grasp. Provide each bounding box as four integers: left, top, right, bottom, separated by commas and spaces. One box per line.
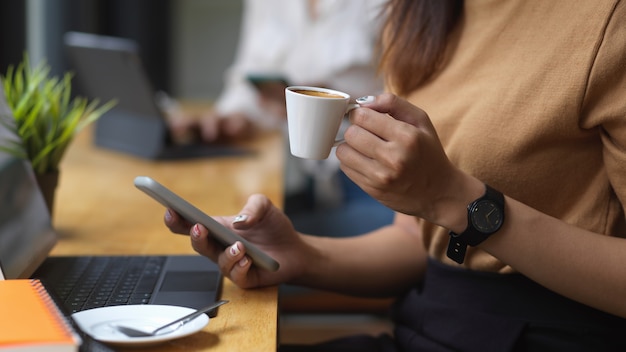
356, 96, 375, 104
164, 209, 172, 222
238, 257, 249, 267
233, 214, 248, 224
229, 243, 241, 256
192, 224, 201, 239
191, 224, 200, 238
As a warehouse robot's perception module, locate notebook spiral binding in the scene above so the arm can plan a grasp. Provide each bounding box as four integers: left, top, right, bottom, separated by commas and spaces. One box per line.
31, 279, 82, 344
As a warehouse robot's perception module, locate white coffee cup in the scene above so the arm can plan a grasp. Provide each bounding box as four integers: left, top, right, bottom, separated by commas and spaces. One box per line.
285, 86, 358, 160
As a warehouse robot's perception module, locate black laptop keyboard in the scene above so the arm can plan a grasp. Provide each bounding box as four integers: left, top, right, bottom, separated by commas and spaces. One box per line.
39, 256, 166, 314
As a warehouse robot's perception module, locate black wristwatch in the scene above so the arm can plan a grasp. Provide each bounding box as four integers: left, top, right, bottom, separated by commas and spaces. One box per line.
447, 184, 505, 264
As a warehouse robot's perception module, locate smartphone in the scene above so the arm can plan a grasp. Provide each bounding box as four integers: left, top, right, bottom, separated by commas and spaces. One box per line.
246, 74, 289, 91
134, 176, 280, 272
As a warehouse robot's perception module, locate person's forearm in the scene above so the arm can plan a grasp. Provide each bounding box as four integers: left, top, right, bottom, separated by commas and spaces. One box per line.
481, 196, 626, 318
291, 223, 428, 297
425, 170, 626, 318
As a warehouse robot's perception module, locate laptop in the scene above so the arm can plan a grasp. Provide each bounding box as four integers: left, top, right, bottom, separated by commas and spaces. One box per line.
0, 107, 223, 316
63, 31, 251, 160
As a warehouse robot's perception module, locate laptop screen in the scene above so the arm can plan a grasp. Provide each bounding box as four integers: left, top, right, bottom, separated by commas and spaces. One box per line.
0, 88, 57, 280
63, 31, 163, 119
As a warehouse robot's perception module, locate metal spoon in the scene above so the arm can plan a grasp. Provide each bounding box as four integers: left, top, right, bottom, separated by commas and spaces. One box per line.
114, 300, 229, 337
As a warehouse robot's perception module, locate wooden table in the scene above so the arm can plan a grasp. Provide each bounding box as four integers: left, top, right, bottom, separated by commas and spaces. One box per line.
50, 125, 284, 351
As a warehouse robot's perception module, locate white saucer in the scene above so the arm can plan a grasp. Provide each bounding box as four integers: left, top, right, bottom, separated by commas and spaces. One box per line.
72, 305, 209, 347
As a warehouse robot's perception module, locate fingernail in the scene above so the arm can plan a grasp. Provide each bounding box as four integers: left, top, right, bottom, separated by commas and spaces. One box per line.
233, 214, 248, 224
356, 96, 375, 104
238, 257, 249, 267
192, 224, 201, 239
229, 243, 240, 256
165, 209, 172, 222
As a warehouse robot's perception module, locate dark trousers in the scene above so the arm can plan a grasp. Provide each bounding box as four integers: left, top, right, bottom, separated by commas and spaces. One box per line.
281, 258, 626, 352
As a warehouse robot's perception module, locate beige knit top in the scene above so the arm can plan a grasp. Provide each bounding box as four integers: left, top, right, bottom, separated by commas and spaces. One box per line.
403, 0, 626, 272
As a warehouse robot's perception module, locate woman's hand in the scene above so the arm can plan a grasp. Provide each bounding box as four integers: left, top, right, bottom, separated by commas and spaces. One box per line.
164, 194, 311, 289
337, 93, 483, 232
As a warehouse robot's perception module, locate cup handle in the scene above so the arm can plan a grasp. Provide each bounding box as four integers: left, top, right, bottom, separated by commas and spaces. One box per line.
333, 103, 360, 147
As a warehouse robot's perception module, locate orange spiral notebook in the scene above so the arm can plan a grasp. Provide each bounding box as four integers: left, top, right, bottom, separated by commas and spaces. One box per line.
0, 279, 81, 351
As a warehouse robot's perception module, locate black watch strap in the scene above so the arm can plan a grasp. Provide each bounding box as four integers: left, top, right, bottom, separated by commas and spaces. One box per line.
447, 237, 468, 264
446, 184, 505, 264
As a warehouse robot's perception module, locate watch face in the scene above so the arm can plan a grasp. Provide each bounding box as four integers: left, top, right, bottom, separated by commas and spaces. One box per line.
470, 200, 503, 234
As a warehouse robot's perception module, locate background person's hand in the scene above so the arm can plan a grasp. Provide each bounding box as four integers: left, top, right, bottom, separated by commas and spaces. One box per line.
255, 80, 288, 123
167, 109, 256, 144
167, 109, 203, 145
213, 112, 256, 140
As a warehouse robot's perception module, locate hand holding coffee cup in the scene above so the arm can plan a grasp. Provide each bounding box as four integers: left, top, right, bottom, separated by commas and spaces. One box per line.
285, 86, 359, 159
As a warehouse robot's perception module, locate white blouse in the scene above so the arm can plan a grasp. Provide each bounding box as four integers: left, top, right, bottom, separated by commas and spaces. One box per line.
213, 0, 386, 129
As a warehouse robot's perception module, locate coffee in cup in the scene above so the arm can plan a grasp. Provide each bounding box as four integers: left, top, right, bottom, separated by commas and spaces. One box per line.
285, 86, 358, 160
291, 89, 345, 99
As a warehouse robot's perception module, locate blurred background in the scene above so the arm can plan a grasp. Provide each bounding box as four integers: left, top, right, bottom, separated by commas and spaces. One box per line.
0, 0, 243, 102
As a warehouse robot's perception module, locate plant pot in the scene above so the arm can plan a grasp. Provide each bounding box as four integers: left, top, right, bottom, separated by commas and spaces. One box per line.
35, 171, 59, 217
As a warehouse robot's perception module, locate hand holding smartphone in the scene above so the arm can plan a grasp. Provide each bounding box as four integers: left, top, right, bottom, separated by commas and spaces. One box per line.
134, 176, 280, 272
246, 74, 289, 103
246, 74, 289, 91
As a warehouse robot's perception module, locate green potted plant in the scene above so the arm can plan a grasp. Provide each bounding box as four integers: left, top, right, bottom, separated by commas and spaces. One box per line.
0, 54, 115, 215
